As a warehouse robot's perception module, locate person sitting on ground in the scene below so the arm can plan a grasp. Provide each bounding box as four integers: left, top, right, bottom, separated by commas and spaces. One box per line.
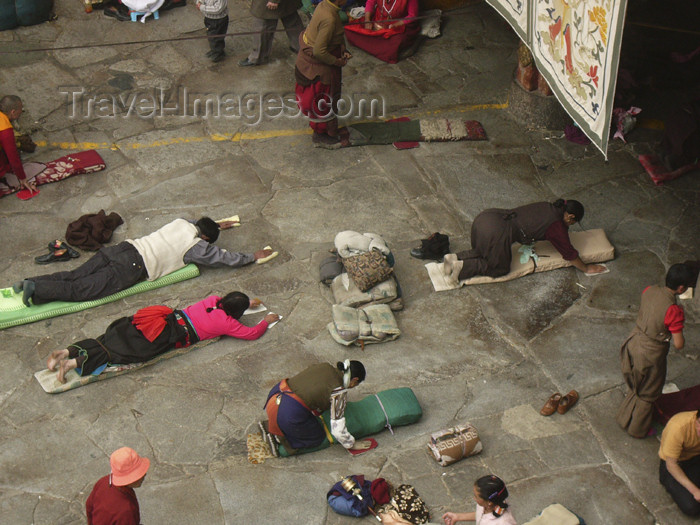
86, 447, 150, 525
344, 0, 421, 64
262, 360, 374, 455
658, 410, 700, 517
418, 199, 606, 283
47, 291, 279, 383
616, 263, 693, 438
0, 95, 36, 194
16, 217, 273, 306
442, 474, 517, 524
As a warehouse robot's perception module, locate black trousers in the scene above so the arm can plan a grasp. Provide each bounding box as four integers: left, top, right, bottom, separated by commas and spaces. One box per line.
204, 15, 228, 54
660, 457, 700, 516
29, 242, 147, 304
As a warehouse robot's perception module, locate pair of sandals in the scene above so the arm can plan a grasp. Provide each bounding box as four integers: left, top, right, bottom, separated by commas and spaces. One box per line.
34, 240, 80, 265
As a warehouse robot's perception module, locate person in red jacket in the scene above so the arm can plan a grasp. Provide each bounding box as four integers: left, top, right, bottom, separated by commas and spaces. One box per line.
0, 95, 36, 193
86, 447, 150, 525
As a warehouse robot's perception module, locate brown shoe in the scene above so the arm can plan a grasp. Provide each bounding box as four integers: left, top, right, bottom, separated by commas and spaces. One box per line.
557, 390, 579, 414
540, 392, 562, 416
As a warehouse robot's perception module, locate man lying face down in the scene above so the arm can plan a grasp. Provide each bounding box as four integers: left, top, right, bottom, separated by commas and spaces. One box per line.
16, 216, 273, 306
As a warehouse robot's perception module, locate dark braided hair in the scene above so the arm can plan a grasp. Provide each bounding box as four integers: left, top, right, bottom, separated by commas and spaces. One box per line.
205, 292, 249, 320
475, 475, 509, 517
552, 198, 584, 222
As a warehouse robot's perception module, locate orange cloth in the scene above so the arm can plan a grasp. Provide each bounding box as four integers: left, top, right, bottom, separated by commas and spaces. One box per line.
132, 305, 174, 342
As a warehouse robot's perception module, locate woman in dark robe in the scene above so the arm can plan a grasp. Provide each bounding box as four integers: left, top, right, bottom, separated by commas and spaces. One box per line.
441, 199, 607, 282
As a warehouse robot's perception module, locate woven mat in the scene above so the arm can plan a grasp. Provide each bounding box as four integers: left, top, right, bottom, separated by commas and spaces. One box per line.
343, 119, 487, 147
0, 264, 200, 330
34, 337, 218, 393
246, 432, 275, 464
426, 229, 615, 291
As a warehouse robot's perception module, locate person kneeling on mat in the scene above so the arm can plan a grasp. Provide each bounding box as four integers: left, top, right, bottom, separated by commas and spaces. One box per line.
262, 360, 373, 455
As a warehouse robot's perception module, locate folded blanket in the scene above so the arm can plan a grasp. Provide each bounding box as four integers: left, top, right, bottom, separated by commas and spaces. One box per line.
426, 229, 614, 291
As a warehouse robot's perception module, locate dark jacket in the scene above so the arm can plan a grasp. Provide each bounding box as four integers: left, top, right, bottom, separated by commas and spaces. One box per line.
250, 0, 302, 20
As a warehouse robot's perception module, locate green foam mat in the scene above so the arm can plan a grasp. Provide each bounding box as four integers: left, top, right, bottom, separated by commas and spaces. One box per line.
0, 264, 200, 330
34, 338, 218, 394
278, 387, 422, 457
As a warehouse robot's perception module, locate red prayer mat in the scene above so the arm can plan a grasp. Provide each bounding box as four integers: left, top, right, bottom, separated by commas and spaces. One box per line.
1, 149, 106, 198
639, 154, 699, 186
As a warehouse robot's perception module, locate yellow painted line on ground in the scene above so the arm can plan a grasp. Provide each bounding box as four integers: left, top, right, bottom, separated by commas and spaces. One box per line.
33, 100, 509, 151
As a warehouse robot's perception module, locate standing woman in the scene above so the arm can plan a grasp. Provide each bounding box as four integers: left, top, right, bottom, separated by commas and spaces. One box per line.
263, 360, 374, 454
47, 292, 279, 383
295, 0, 352, 146
436, 199, 607, 282
442, 475, 517, 525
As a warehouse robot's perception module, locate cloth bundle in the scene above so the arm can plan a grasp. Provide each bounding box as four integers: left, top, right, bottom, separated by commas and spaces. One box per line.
382, 484, 430, 524
331, 273, 400, 309
343, 250, 393, 292
329, 230, 402, 310
326, 475, 375, 518
427, 423, 482, 466
522, 503, 582, 525
335, 231, 390, 258
65, 210, 124, 251
328, 304, 400, 346
327, 476, 430, 524
320, 255, 344, 285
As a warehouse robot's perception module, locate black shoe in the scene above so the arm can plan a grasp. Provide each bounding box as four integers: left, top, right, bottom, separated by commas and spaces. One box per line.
48, 240, 80, 258
22, 280, 35, 307
103, 7, 130, 21
35, 250, 73, 264
211, 52, 225, 63
238, 58, 261, 67
410, 248, 427, 259
206, 50, 217, 58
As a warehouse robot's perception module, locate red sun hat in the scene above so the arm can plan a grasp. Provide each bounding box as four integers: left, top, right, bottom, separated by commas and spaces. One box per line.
110, 447, 150, 487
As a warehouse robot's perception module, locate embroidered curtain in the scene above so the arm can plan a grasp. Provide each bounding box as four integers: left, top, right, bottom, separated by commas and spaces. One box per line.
486, 0, 628, 158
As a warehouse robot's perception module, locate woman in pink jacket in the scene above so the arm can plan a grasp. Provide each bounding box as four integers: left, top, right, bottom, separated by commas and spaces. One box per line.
47, 291, 279, 383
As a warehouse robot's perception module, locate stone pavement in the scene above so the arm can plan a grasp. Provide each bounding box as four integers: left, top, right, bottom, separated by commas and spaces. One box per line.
1, 1, 698, 524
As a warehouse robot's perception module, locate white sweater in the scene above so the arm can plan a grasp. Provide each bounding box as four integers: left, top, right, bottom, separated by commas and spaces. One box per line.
127, 219, 201, 280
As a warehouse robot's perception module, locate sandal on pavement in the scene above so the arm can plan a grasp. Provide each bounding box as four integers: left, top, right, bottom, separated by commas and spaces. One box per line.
35, 250, 73, 264
540, 392, 561, 416
557, 390, 579, 414
48, 240, 80, 258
